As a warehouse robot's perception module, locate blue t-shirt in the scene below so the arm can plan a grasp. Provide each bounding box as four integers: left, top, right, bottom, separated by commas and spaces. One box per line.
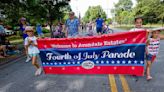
65, 18, 80, 36
96, 18, 104, 28
36, 25, 43, 34
20, 24, 28, 39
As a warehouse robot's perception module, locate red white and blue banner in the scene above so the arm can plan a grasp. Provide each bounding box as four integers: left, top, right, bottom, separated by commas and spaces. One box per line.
37, 30, 147, 76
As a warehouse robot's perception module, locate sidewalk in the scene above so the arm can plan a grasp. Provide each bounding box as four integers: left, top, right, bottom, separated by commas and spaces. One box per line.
0, 44, 25, 66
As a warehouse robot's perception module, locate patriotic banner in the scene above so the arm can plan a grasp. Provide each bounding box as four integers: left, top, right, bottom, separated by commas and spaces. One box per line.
37, 30, 147, 76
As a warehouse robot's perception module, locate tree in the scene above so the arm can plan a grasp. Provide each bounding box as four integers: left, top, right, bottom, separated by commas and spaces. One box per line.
112, 0, 133, 25
0, 0, 71, 37
82, 5, 107, 23
134, 0, 164, 24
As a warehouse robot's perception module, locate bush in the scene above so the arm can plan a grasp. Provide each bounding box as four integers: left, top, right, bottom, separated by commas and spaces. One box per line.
7, 35, 22, 41
42, 28, 50, 33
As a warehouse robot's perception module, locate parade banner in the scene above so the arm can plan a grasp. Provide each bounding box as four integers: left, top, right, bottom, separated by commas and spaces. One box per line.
37, 30, 147, 76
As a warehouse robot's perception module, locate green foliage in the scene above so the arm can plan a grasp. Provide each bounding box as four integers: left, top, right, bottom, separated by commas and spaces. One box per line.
42, 28, 50, 33
112, 0, 134, 25
82, 5, 107, 23
0, 0, 71, 27
134, 0, 164, 24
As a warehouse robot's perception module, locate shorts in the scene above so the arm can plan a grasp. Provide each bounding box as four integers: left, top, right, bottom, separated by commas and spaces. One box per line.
96, 27, 102, 33
146, 54, 156, 62
28, 53, 39, 57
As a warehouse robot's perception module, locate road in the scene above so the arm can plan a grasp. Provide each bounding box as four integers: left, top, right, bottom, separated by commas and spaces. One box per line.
1, 28, 164, 92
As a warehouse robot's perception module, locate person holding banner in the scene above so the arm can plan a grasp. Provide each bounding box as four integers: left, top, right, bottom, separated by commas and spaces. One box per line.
129, 16, 146, 32
146, 28, 164, 80
65, 12, 80, 38
24, 26, 42, 76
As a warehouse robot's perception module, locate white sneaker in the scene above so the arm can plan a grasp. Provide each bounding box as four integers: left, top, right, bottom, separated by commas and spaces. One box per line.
38, 68, 42, 75
25, 56, 31, 62
35, 68, 42, 76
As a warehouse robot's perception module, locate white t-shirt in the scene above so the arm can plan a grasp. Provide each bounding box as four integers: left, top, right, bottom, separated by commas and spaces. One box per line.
129, 28, 145, 32
24, 36, 40, 54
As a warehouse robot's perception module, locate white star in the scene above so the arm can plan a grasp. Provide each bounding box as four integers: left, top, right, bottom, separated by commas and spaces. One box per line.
54, 62, 57, 65
49, 67, 52, 70
132, 67, 135, 70
96, 61, 99, 64
101, 61, 104, 64
122, 61, 126, 64
59, 62, 62, 65
106, 61, 109, 64
114, 67, 117, 70
133, 38, 136, 42
72, 62, 75, 64
97, 67, 100, 69
112, 61, 115, 64
50, 63, 53, 65
77, 67, 80, 70
134, 60, 138, 64
46, 63, 49, 65
67, 62, 71, 64
128, 60, 131, 64
63, 62, 66, 64
77, 62, 80, 64
117, 60, 120, 64
43, 63, 45, 65
44, 45, 47, 48
140, 61, 144, 64
62, 67, 65, 70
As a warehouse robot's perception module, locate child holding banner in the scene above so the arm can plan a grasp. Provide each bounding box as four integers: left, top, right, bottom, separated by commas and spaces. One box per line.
146, 27, 164, 80
24, 26, 42, 76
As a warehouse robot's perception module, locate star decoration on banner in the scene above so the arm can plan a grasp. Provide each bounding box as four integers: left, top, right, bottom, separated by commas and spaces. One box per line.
101, 61, 104, 64
43, 60, 144, 67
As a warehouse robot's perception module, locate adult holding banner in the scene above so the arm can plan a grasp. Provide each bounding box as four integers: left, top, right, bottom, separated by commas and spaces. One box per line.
65, 12, 80, 38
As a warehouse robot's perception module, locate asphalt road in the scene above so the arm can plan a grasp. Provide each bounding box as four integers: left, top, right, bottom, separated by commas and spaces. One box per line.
0, 28, 164, 92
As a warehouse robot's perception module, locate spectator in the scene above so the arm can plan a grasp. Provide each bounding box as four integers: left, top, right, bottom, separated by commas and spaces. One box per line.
53, 22, 65, 38
0, 20, 6, 45
0, 45, 8, 58
36, 23, 44, 38
95, 15, 104, 35
19, 17, 31, 62
65, 12, 80, 38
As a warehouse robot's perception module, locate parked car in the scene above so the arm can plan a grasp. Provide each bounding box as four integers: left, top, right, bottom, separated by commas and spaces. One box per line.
5, 29, 14, 35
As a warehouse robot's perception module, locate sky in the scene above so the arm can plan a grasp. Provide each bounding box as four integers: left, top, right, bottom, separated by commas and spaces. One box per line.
69, 0, 137, 18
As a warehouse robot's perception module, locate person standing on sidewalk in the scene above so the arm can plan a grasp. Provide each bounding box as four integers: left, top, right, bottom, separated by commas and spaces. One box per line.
36, 23, 44, 38
95, 15, 104, 35
19, 17, 31, 62
24, 26, 42, 76
64, 12, 80, 38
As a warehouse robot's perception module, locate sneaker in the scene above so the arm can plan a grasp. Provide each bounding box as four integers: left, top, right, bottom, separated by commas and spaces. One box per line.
38, 68, 42, 75
147, 76, 153, 81
35, 68, 42, 76
35, 70, 39, 76
25, 56, 31, 62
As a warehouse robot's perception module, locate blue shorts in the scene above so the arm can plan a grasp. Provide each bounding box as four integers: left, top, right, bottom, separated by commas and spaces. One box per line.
96, 27, 102, 33
146, 54, 156, 62
29, 53, 39, 57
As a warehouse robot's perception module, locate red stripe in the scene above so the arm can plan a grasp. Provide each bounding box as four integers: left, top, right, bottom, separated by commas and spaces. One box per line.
37, 31, 147, 49
43, 66, 144, 76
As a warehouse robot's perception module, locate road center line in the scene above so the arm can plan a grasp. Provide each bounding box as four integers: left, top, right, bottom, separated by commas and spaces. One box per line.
108, 74, 118, 92
119, 75, 131, 92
